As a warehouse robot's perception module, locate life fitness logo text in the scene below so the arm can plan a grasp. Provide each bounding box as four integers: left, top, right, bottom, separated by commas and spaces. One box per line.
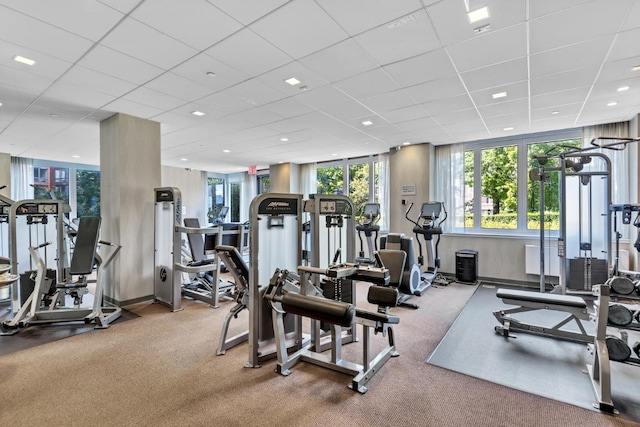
267, 201, 290, 211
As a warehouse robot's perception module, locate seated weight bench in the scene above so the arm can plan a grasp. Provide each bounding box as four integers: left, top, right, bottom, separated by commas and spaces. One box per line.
265, 270, 400, 394
493, 288, 592, 344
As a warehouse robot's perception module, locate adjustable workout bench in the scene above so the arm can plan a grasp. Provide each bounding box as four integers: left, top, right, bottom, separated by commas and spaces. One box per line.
493, 288, 592, 344
265, 269, 400, 394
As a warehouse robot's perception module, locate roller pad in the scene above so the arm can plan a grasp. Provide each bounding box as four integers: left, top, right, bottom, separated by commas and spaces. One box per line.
281, 292, 354, 327
368, 285, 399, 307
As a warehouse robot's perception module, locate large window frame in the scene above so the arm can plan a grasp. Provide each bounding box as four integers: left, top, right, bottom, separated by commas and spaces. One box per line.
457, 128, 584, 235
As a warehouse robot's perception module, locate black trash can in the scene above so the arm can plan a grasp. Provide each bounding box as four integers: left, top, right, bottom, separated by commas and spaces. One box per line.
456, 250, 478, 283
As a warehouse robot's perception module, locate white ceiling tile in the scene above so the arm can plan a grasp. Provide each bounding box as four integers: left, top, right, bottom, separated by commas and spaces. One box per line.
529, 36, 613, 78
154, 112, 205, 135
395, 117, 439, 132
528, 0, 591, 19
478, 98, 529, 119
226, 108, 284, 127
225, 125, 281, 143
431, 109, 481, 126
530, 87, 590, 110
461, 58, 528, 92
224, 79, 287, 107
589, 76, 640, 100
316, 0, 423, 36
447, 23, 527, 72
408, 75, 467, 104
196, 91, 254, 115
60, 66, 137, 97
360, 90, 415, 113
96, 0, 140, 14
257, 61, 329, 96
383, 48, 456, 88
131, 0, 242, 50
470, 80, 529, 107
263, 98, 315, 119
145, 72, 217, 102
208, 0, 290, 26
483, 113, 529, 129
379, 105, 427, 124
40, 80, 115, 110
0, 5, 93, 63
608, 27, 640, 62
598, 55, 640, 83
294, 85, 353, 109
299, 38, 379, 83
324, 102, 374, 121
531, 67, 598, 97
427, 0, 526, 46
250, 0, 348, 58
101, 18, 198, 69
529, 0, 630, 54
78, 45, 164, 84
103, 98, 166, 119
1, 0, 124, 41
531, 103, 582, 121
621, 0, 640, 31
334, 68, 400, 100
421, 94, 475, 116
354, 9, 441, 65
123, 87, 189, 111
205, 28, 292, 77
171, 53, 250, 91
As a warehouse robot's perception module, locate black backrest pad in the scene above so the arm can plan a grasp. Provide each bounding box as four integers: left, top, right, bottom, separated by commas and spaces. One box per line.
368, 285, 399, 307
215, 245, 249, 281
184, 218, 206, 262
70, 216, 101, 275
377, 249, 406, 286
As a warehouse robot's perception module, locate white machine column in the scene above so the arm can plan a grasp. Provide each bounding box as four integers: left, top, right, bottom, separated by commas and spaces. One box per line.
100, 113, 161, 306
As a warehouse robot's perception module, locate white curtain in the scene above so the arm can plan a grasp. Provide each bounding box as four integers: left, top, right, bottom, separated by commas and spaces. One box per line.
299, 162, 317, 199
377, 153, 390, 231
10, 157, 34, 201
241, 172, 256, 222
434, 144, 464, 232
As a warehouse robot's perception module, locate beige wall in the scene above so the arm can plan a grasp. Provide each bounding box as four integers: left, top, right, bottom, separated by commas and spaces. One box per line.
161, 166, 207, 224
100, 113, 161, 305
269, 162, 300, 193
0, 153, 10, 199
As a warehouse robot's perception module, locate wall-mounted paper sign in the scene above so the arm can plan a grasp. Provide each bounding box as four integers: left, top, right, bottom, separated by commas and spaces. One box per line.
401, 183, 416, 196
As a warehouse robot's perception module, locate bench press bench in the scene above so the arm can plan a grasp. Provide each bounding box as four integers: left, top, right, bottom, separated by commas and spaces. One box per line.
493, 288, 592, 344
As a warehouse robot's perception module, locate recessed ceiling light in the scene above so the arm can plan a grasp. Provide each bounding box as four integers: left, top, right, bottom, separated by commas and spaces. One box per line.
492, 91, 507, 99
13, 55, 36, 66
0, 102, 3, 107
467, 6, 489, 24
362, 120, 373, 126
617, 86, 629, 92
223, 149, 230, 153
632, 65, 640, 71
181, 158, 188, 161
206, 71, 216, 77
280, 137, 289, 142
50, 113, 59, 118
402, 142, 411, 146
551, 111, 559, 115
72, 155, 80, 159
607, 101, 618, 107
331, 153, 337, 156
191, 110, 205, 116
285, 77, 300, 86
503, 127, 514, 131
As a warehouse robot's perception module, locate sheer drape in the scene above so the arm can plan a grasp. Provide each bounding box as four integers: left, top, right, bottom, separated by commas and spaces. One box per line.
299, 162, 317, 199
10, 156, 34, 201
241, 172, 256, 221
377, 153, 390, 231
434, 144, 464, 232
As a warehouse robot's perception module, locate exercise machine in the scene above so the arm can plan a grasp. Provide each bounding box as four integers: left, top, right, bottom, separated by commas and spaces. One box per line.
355, 203, 380, 264
406, 202, 446, 293
3, 213, 121, 333
493, 287, 592, 344
153, 187, 245, 310
264, 264, 398, 394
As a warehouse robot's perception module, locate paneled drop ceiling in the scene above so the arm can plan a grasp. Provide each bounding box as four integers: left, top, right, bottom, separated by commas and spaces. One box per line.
0, 0, 639, 173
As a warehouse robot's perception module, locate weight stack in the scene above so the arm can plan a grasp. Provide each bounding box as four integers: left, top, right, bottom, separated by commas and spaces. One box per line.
456, 250, 478, 284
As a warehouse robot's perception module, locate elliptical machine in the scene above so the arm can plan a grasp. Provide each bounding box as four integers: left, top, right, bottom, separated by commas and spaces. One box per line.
406, 202, 447, 294
355, 203, 380, 264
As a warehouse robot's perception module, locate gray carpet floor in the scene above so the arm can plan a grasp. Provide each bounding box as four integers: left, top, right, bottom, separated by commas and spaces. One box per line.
427, 283, 640, 423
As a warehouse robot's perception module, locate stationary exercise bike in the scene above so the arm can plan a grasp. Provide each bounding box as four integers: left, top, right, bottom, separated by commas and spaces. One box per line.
355, 203, 380, 265
405, 202, 447, 294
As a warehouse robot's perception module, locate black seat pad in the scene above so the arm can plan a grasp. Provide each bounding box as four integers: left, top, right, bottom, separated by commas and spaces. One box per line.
497, 288, 587, 309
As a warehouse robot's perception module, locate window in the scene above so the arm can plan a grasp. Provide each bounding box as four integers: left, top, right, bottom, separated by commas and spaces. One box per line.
316, 156, 380, 224
207, 177, 225, 223
443, 129, 584, 234
230, 182, 240, 222
76, 170, 101, 217
257, 174, 270, 194
32, 166, 70, 203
